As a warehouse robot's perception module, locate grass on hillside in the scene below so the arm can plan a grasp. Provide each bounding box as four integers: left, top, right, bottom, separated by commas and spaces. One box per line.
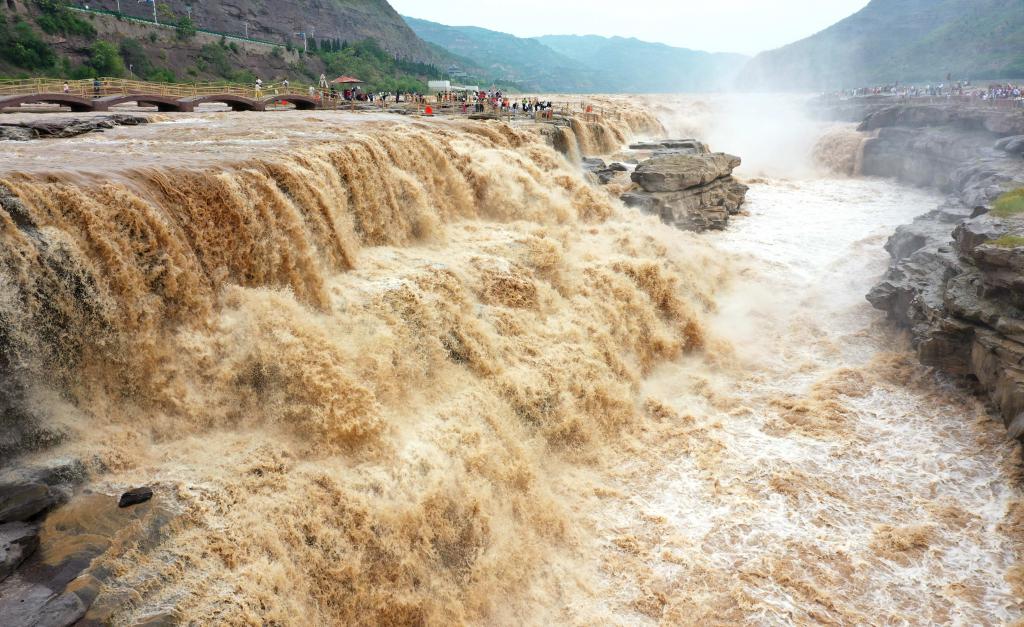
992, 189, 1024, 218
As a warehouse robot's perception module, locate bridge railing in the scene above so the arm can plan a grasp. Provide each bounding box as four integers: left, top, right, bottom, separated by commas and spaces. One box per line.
0, 78, 320, 101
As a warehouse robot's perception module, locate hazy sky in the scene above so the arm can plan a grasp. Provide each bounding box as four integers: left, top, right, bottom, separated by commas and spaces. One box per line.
390, 0, 871, 56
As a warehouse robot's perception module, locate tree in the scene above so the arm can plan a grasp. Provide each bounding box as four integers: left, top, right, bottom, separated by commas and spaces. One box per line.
175, 16, 196, 40
308, 37, 318, 52
87, 40, 125, 76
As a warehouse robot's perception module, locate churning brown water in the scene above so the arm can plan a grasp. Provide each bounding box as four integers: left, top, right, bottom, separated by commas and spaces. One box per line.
0, 101, 1021, 625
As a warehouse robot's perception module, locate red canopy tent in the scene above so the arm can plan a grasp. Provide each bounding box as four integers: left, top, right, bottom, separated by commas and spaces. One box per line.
331, 76, 364, 85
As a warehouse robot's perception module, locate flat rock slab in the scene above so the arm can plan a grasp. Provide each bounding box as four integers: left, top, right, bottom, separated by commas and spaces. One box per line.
0, 522, 39, 582
629, 139, 708, 153
0, 483, 55, 523
632, 152, 741, 193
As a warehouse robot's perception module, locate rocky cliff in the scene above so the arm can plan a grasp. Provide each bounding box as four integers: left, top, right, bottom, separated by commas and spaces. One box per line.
864, 103, 1024, 438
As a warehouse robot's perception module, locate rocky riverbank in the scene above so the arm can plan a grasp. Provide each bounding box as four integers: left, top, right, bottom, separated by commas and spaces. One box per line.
861, 102, 1024, 438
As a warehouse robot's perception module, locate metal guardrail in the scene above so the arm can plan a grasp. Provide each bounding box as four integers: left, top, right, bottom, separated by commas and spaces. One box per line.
67, 6, 289, 50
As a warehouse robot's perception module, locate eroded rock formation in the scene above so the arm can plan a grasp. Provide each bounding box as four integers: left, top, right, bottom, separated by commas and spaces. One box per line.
863, 103, 1024, 438
621, 141, 748, 231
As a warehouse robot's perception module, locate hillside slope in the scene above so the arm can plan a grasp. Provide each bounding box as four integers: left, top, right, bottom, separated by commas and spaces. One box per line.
537, 35, 748, 93
86, 0, 441, 64
738, 0, 1024, 89
404, 17, 598, 91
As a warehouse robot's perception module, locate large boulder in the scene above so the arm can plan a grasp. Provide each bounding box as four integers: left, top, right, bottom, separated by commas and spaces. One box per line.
622, 148, 747, 232
631, 152, 741, 193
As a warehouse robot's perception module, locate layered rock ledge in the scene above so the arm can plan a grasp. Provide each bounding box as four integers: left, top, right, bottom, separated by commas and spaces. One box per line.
0, 114, 149, 141
862, 103, 1024, 438
621, 141, 748, 232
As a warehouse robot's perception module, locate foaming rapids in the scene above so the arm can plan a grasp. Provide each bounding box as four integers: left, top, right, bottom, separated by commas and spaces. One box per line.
0, 100, 1021, 625
0, 114, 716, 624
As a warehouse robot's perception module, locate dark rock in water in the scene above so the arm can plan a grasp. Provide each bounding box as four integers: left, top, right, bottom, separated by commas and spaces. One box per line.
581, 157, 606, 171
0, 483, 56, 523
0, 522, 39, 583
118, 487, 154, 508
608, 162, 629, 172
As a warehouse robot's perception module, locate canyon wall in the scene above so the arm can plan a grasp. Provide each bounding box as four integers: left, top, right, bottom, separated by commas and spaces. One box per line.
861, 103, 1024, 438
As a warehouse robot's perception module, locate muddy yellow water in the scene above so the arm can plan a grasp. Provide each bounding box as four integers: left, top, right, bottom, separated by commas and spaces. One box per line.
0, 101, 1021, 625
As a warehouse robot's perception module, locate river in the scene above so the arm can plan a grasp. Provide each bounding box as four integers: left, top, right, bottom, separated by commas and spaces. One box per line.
0, 100, 1021, 625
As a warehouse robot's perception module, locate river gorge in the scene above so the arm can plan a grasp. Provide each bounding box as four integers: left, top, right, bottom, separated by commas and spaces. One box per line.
1, 96, 1023, 625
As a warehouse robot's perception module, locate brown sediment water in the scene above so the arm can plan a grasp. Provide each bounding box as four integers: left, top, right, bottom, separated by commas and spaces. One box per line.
0, 101, 1021, 625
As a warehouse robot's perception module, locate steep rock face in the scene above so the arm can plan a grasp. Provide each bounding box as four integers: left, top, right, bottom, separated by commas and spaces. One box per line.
89, 0, 439, 63
622, 143, 747, 232
863, 103, 1024, 438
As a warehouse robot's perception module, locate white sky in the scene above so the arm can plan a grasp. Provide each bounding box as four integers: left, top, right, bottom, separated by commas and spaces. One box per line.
390, 0, 871, 56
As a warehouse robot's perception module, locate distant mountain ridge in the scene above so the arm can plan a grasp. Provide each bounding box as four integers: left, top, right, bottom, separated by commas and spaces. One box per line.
404, 16, 748, 93
537, 35, 748, 93
739, 0, 1024, 89
403, 17, 600, 91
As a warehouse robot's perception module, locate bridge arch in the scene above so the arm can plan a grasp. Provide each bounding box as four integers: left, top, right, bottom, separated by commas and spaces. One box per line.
0, 93, 95, 112
93, 95, 192, 113
181, 95, 264, 112
262, 93, 320, 110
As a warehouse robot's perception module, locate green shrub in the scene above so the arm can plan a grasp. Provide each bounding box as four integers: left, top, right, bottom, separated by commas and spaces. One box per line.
992, 189, 1024, 218
991, 235, 1024, 248
0, 17, 57, 70
175, 16, 196, 41
198, 42, 233, 78
146, 67, 176, 83
86, 40, 125, 76
33, 0, 96, 39
119, 38, 153, 77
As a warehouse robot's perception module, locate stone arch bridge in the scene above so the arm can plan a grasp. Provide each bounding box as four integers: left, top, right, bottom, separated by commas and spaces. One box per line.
0, 78, 327, 114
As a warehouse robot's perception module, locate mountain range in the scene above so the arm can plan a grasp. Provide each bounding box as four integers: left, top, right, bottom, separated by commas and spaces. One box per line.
405, 17, 748, 93
739, 0, 1024, 89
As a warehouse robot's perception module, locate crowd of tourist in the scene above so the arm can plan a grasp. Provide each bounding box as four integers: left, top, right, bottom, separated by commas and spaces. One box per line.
829, 79, 1024, 104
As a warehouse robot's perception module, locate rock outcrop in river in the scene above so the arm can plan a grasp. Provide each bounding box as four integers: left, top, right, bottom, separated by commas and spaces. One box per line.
621, 141, 748, 231
0, 115, 149, 141
863, 103, 1024, 438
